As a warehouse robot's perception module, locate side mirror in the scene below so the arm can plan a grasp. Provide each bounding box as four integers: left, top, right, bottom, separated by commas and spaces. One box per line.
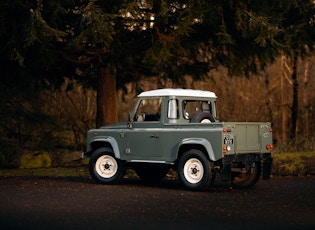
128, 112, 132, 122
128, 112, 133, 129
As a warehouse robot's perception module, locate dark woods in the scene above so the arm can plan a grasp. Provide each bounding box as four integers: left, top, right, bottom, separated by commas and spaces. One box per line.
0, 0, 314, 167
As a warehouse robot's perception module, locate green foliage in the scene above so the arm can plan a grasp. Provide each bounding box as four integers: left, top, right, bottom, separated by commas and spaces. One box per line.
2, 0, 314, 85
279, 0, 315, 59
26, 8, 67, 47
19, 152, 52, 169
70, 0, 114, 50
247, 11, 283, 47
0, 0, 314, 167
272, 152, 315, 176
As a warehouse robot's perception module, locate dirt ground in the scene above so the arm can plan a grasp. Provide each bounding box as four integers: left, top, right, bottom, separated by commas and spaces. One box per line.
0, 174, 314, 230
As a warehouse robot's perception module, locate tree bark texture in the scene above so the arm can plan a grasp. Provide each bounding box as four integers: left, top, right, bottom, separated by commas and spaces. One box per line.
280, 55, 290, 143
290, 53, 298, 139
96, 65, 118, 127
302, 61, 309, 139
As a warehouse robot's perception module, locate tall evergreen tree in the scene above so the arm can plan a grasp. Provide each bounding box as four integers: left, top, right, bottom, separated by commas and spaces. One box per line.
67, 0, 284, 126
3, 0, 314, 130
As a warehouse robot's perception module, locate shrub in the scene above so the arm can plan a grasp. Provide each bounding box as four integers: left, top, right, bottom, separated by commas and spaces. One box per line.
19, 151, 52, 169
272, 152, 315, 176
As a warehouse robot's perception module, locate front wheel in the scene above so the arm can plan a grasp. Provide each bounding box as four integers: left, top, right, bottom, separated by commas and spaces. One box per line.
178, 150, 213, 191
89, 148, 126, 184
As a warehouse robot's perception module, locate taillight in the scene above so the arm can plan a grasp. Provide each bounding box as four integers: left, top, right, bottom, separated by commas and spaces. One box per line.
266, 144, 273, 151
269, 128, 273, 133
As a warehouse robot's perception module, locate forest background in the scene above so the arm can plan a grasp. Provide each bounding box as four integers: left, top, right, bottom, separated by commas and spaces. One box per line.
0, 0, 315, 168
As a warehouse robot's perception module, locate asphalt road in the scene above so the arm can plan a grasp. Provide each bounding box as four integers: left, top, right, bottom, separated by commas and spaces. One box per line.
0, 176, 314, 230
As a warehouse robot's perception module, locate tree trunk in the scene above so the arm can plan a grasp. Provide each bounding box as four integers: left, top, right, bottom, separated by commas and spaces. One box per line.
96, 65, 117, 127
280, 56, 290, 143
263, 72, 273, 123
290, 53, 298, 139
302, 60, 309, 139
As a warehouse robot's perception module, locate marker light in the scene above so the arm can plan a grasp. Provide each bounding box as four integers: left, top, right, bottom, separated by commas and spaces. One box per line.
266, 144, 274, 151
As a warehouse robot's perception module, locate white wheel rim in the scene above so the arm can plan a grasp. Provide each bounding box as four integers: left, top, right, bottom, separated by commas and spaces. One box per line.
201, 119, 211, 123
183, 158, 204, 184
95, 155, 118, 179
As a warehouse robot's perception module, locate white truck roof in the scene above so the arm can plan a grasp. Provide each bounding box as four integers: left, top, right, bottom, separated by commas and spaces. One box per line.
138, 88, 217, 98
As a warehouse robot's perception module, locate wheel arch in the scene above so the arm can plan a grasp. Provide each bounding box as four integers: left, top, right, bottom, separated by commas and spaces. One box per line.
88, 137, 121, 159
176, 138, 217, 162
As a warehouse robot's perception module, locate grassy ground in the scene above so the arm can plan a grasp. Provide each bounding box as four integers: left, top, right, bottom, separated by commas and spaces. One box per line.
0, 152, 314, 178
0, 166, 90, 178
272, 152, 315, 176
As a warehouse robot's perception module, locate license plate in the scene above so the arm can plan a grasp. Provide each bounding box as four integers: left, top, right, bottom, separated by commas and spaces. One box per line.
223, 134, 234, 145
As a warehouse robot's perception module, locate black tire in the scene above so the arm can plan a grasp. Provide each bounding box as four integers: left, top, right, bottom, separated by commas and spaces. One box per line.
231, 162, 261, 188
190, 112, 215, 123
89, 147, 126, 184
134, 163, 170, 184
178, 149, 213, 191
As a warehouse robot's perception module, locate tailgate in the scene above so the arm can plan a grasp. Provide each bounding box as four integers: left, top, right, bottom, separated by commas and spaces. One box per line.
222, 122, 273, 154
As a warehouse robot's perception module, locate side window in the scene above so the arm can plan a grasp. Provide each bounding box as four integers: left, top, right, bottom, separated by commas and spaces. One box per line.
212, 101, 217, 119
168, 99, 179, 119
183, 100, 212, 120
134, 98, 161, 122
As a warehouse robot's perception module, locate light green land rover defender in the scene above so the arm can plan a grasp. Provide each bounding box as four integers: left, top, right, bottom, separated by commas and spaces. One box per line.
83, 88, 273, 191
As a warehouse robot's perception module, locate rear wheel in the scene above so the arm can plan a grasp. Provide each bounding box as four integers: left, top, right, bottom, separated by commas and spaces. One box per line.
89, 148, 126, 184
232, 162, 261, 188
178, 150, 213, 191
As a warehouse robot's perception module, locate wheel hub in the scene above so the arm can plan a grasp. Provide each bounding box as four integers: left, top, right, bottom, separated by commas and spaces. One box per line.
191, 166, 199, 175
183, 158, 204, 184
103, 162, 111, 170
95, 155, 118, 179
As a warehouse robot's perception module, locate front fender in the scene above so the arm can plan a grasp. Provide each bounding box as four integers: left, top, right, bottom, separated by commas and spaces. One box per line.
85, 136, 121, 159
179, 138, 218, 161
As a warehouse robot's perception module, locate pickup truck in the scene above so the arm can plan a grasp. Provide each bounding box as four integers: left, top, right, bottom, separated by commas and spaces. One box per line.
83, 88, 273, 191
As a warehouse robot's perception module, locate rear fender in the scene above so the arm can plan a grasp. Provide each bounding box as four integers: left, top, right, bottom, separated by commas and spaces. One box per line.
179, 138, 217, 161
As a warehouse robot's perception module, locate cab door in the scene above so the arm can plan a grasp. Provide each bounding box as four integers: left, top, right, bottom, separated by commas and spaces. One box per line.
125, 122, 163, 161
124, 97, 163, 161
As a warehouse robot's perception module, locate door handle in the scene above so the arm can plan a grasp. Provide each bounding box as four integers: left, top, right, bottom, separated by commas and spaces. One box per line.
150, 135, 159, 139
